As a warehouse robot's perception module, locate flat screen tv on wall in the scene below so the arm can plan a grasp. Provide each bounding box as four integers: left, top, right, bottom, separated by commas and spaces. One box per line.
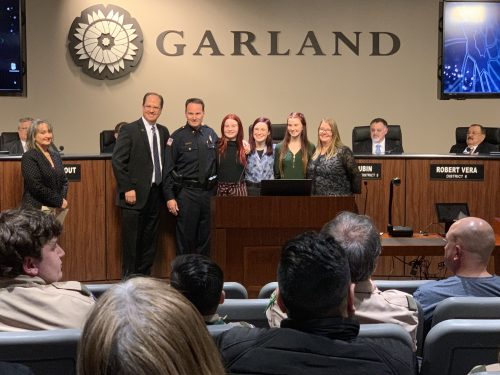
0, 0, 26, 97
438, 0, 500, 99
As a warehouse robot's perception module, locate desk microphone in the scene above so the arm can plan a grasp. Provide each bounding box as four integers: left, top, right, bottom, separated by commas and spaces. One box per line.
387, 177, 413, 237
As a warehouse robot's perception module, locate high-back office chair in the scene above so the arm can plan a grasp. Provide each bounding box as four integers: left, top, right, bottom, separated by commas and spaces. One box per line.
420, 319, 500, 375
248, 124, 287, 144
0, 132, 20, 151
351, 125, 403, 153
455, 126, 500, 151
99, 130, 116, 153
0, 328, 81, 375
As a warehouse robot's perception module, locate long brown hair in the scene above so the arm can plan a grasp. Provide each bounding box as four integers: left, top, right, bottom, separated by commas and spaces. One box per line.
249, 116, 273, 155
218, 114, 247, 167
278, 112, 310, 177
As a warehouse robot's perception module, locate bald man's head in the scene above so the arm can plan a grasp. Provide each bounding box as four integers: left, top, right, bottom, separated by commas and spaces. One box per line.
446, 217, 495, 270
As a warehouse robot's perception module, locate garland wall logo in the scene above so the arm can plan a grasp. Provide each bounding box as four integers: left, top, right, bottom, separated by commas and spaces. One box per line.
67, 4, 143, 80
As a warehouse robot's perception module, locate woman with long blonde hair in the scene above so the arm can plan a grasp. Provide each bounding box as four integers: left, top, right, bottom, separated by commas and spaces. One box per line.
307, 118, 361, 196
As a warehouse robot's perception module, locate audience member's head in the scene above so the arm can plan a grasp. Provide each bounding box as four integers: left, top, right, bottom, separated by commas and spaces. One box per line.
17, 117, 33, 142
278, 231, 352, 320
78, 277, 225, 375
114, 121, 127, 139
444, 216, 495, 275
369, 117, 388, 143
0, 209, 63, 282
466, 124, 486, 147
170, 254, 224, 316
321, 211, 381, 283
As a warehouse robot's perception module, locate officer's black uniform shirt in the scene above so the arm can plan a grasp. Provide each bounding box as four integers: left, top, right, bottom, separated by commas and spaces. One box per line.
163, 123, 218, 200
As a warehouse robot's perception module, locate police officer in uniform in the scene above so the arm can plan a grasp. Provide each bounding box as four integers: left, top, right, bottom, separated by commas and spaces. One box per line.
163, 98, 218, 255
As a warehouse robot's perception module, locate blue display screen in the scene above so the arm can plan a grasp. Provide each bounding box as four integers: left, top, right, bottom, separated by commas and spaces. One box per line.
441, 1, 500, 98
0, 0, 25, 96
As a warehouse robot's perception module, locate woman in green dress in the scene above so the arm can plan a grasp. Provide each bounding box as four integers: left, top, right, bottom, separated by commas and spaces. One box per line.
274, 112, 315, 179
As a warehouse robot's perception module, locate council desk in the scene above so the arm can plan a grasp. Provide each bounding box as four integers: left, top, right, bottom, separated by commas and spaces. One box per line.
0, 154, 498, 290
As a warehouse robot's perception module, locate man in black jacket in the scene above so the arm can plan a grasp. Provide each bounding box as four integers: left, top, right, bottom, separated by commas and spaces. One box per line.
112, 92, 169, 277
449, 124, 496, 154
216, 231, 417, 375
355, 118, 404, 154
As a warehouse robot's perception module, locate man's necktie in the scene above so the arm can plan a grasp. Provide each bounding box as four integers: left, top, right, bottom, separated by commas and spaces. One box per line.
375, 144, 382, 155
465, 147, 473, 154
151, 126, 161, 184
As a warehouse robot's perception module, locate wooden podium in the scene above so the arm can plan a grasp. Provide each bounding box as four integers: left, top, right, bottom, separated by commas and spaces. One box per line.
211, 196, 358, 297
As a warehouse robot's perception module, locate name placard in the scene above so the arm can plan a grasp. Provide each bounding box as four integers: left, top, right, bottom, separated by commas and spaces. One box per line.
358, 163, 382, 179
430, 164, 484, 181
64, 164, 81, 182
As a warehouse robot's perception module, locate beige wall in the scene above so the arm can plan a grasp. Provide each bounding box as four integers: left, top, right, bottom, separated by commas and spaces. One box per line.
0, 0, 498, 154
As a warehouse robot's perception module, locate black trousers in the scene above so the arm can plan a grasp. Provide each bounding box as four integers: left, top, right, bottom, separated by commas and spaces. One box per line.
121, 185, 161, 277
175, 186, 215, 256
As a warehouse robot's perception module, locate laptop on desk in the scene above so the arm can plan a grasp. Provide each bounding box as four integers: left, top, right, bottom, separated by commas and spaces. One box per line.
260, 179, 312, 196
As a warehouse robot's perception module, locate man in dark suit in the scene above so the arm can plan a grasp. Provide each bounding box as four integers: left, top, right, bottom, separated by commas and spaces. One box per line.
449, 124, 496, 154
6, 117, 32, 154
356, 118, 404, 154
112, 92, 170, 277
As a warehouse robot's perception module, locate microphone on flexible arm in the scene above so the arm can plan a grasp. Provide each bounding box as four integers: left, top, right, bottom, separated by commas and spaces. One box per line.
58, 145, 64, 155
387, 177, 413, 237
362, 181, 368, 215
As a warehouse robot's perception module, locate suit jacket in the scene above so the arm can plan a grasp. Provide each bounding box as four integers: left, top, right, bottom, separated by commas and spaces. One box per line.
112, 119, 169, 210
21, 148, 68, 209
449, 140, 496, 154
355, 139, 404, 154
6, 139, 24, 154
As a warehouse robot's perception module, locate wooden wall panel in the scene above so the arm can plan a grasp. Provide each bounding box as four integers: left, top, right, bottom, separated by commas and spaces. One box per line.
0, 159, 23, 210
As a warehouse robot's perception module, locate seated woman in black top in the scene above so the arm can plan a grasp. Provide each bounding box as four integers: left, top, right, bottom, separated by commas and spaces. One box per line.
216, 114, 248, 196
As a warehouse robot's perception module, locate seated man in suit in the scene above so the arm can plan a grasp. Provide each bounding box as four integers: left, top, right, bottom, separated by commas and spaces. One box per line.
216, 231, 417, 375
0, 208, 95, 331
6, 117, 32, 154
413, 217, 500, 334
170, 254, 251, 327
267, 212, 419, 351
449, 123, 496, 154
356, 118, 404, 154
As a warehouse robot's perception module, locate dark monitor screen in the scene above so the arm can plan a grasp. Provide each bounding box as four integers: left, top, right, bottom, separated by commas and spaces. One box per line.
439, 1, 500, 99
260, 179, 312, 196
436, 202, 470, 222
0, 0, 26, 96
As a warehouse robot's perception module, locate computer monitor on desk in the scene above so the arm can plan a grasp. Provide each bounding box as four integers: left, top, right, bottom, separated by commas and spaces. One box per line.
260, 179, 312, 196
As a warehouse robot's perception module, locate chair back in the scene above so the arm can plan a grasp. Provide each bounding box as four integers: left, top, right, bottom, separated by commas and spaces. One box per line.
84, 283, 115, 299
0, 132, 20, 151
99, 130, 116, 153
455, 126, 500, 151
374, 279, 431, 295
359, 323, 413, 349
258, 281, 278, 299
248, 124, 287, 145
352, 125, 403, 153
216, 299, 269, 328
223, 282, 248, 299
420, 319, 500, 375
0, 328, 81, 375
431, 297, 500, 328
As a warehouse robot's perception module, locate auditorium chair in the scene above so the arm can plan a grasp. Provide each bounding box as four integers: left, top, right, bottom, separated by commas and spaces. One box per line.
248, 124, 287, 144
374, 279, 431, 295
358, 323, 414, 350
420, 319, 500, 375
0, 132, 20, 151
99, 130, 116, 153
431, 297, 500, 328
216, 299, 269, 328
0, 328, 80, 375
222, 282, 248, 299
85, 283, 114, 299
455, 126, 500, 151
257, 281, 278, 299
351, 125, 403, 153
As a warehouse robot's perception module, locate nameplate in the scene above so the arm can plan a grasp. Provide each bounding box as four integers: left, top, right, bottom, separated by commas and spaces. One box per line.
64, 164, 81, 182
430, 164, 484, 181
358, 163, 382, 179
